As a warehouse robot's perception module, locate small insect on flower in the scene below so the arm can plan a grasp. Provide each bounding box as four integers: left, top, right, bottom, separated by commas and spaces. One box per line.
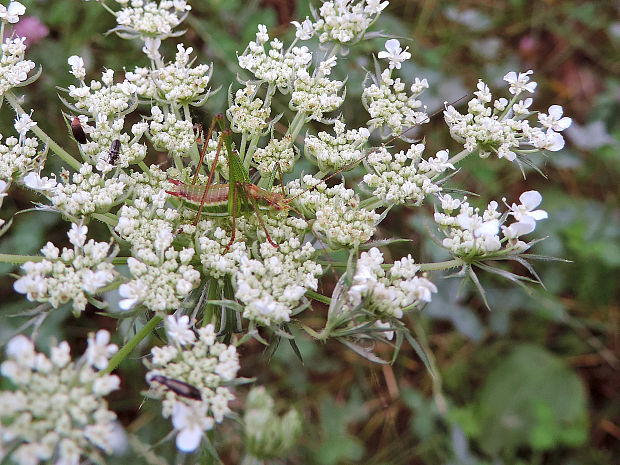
149, 374, 202, 400
108, 139, 121, 165
71, 116, 87, 144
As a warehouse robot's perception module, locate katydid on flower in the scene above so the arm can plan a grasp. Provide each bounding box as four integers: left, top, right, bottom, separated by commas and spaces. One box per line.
166, 115, 301, 250
166, 110, 442, 251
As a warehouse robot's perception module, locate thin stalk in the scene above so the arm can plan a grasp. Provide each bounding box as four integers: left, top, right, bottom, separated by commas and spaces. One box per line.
447, 148, 471, 166
285, 111, 307, 142
5, 92, 82, 171
138, 161, 150, 174
417, 258, 464, 272
244, 134, 260, 171
91, 212, 117, 227
183, 103, 200, 165
0, 253, 43, 264
102, 315, 163, 374
99, 1, 117, 16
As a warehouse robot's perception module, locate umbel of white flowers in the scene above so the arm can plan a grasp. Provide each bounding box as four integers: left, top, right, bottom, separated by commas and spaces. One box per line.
0, 332, 122, 465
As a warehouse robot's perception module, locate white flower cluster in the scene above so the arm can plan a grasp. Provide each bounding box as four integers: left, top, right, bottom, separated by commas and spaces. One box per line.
79, 117, 147, 173
149, 43, 212, 104
0, 332, 121, 465
290, 57, 345, 121
304, 119, 370, 173
195, 218, 247, 280
344, 247, 437, 318
13, 224, 116, 314
0, 2, 35, 96
49, 163, 126, 217
238, 25, 312, 90
148, 106, 194, 157
0, 115, 40, 182
68, 68, 137, 119
227, 84, 270, 136
145, 316, 239, 452
363, 144, 453, 205
124, 65, 156, 97
235, 230, 322, 326
253, 135, 294, 176
289, 175, 379, 248
434, 190, 548, 256
115, 174, 201, 312
443, 71, 572, 161
363, 69, 429, 136
114, 0, 190, 38
295, 0, 389, 44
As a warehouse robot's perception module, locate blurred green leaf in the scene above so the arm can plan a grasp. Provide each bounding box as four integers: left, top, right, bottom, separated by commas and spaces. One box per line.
473, 344, 588, 454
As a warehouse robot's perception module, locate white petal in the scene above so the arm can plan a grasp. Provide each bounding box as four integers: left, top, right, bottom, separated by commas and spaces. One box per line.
519, 190, 542, 210
176, 426, 202, 452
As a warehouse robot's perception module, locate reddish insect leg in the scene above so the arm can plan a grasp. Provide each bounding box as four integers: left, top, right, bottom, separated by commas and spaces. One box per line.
193, 132, 225, 226
244, 185, 279, 248
225, 185, 239, 251
192, 114, 222, 185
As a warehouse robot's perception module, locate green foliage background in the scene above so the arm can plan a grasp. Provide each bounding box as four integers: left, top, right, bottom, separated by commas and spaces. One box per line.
1, 0, 618, 464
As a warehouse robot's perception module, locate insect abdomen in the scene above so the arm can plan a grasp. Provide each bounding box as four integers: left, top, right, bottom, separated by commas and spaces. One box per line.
166, 180, 229, 206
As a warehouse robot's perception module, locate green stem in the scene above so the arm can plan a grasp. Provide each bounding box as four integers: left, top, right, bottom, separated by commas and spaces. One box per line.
138, 161, 150, 174
244, 134, 260, 171
417, 258, 464, 272
98, 1, 117, 16
183, 103, 200, 165
286, 111, 307, 143
91, 213, 117, 227
103, 315, 163, 374
0, 253, 43, 264
447, 148, 471, 166
305, 290, 331, 305
317, 258, 463, 272
5, 92, 82, 171
359, 197, 384, 210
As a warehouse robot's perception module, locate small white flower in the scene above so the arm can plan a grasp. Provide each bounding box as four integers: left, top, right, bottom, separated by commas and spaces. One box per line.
14, 112, 37, 137
456, 213, 500, 238
13, 273, 47, 300
67, 55, 86, 80
172, 402, 214, 452
256, 24, 269, 43
81, 269, 114, 293
6, 334, 35, 361
0, 1, 26, 24
539, 105, 572, 132
85, 330, 118, 370
291, 17, 314, 40
365, 0, 389, 14
377, 39, 412, 70
118, 279, 147, 310
503, 69, 537, 95
502, 218, 536, 239
166, 315, 196, 346
23, 172, 57, 190
51, 341, 71, 368
142, 37, 162, 61
508, 190, 548, 223
68, 223, 88, 248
